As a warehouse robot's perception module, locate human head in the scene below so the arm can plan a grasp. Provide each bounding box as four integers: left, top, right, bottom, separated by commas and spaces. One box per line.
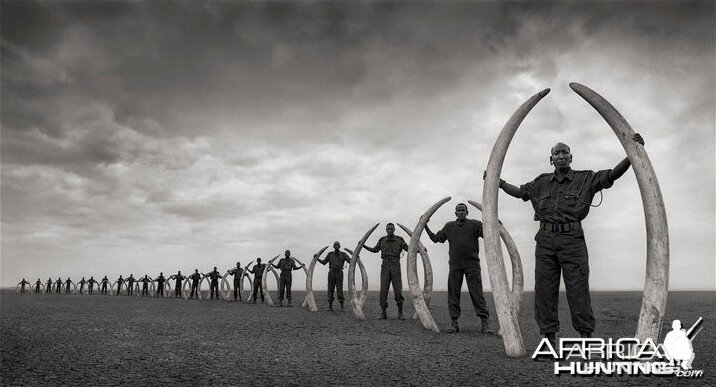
195, 269, 199, 273
160, 272, 163, 276
285, 250, 291, 257
455, 203, 468, 221
257, 258, 262, 264
672, 319, 682, 330
213, 266, 217, 271
550, 142, 572, 170
386, 223, 395, 236
333, 241, 341, 250
236, 262, 241, 267
178, 270, 182, 275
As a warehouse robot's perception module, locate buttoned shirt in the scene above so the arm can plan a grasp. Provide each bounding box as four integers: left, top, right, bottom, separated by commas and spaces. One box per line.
320, 251, 351, 270
366, 235, 409, 267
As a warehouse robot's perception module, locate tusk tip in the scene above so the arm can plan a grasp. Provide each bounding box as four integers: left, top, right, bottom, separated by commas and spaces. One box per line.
568, 82, 584, 91
539, 88, 551, 97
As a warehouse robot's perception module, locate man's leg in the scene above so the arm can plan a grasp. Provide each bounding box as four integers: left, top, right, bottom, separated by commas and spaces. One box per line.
379, 267, 390, 318
234, 282, 239, 301
559, 234, 595, 336
535, 231, 561, 337
391, 266, 405, 319
336, 271, 345, 309
464, 266, 489, 318
285, 273, 293, 306
278, 274, 286, 305
326, 271, 336, 310
446, 268, 464, 333
191, 284, 197, 299
251, 279, 260, 303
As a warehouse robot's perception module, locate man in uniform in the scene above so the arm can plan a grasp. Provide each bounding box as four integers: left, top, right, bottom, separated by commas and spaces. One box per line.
154, 272, 167, 298
425, 203, 494, 334
497, 134, 644, 343
189, 269, 202, 299
78, 277, 87, 294
54, 277, 63, 294
271, 250, 305, 307
99, 276, 108, 295
227, 263, 244, 301
126, 274, 136, 296
115, 275, 125, 296
246, 259, 266, 303
45, 278, 53, 294
170, 271, 185, 298
318, 241, 351, 311
139, 275, 153, 297
34, 278, 42, 293
88, 276, 98, 294
363, 223, 409, 319
64, 277, 74, 294
203, 267, 222, 300
18, 279, 29, 293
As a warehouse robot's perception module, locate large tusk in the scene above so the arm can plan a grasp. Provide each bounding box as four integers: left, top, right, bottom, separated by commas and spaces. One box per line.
220, 272, 233, 301
347, 224, 379, 320
406, 197, 451, 333
468, 200, 524, 316
242, 272, 253, 302
182, 277, 192, 299
483, 88, 550, 357
344, 248, 369, 319
261, 255, 281, 306
570, 82, 669, 342
397, 223, 434, 321
304, 246, 329, 311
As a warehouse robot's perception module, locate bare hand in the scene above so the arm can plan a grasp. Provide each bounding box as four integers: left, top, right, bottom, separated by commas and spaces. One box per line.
633, 133, 645, 146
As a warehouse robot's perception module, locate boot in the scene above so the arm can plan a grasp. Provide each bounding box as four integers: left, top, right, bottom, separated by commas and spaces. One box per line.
446, 318, 459, 334
327, 302, 333, 311
287, 300, 292, 307
381, 307, 388, 320
480, 318, 495, 335
339, 301, 344, 310
397, 305, 405, 320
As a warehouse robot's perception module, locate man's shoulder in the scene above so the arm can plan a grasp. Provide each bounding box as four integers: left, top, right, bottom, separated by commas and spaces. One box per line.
467, 218, 483, 226
533, 172, 553, 182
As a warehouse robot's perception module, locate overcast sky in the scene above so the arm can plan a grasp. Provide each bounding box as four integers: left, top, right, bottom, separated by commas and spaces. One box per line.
1, 1, 714, 292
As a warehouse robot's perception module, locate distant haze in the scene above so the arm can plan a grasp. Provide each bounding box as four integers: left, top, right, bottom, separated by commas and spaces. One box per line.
1, 1, 714, 291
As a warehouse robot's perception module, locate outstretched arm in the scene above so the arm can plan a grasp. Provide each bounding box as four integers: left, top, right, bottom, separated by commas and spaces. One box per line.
424, 224, 441, 243
484, 170, 523, 199
317, 254, 328, 265
608, 134, 645, 181
362, 242, 379, 254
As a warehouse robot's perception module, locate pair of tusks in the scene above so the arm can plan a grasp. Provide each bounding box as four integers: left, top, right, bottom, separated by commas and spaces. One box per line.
219, 271, 254, 302
260, 255, 282, 306
303, 246, 329, 311
15, 283, 29, 294
481, 83, 669, 357
396, 223, 434, 321
133, 282, 157, 297
111, 281, 128, 296
242, 261, 256, 302
347, 225, 376, 320
183, 277, 207, 300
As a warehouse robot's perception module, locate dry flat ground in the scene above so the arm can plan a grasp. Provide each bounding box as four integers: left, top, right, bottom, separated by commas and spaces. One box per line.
1, 290, 713, 386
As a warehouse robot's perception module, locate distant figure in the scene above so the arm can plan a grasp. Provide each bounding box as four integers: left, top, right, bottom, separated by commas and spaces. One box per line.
99, 276, 108, 295
46, 278, 53, 294
227, 263, 244, 301
18, 279, 29, 293
272, 250, 304, 307
64, 277, 74, 294
363, 223, 409, 319
664, 320, 695, 370
318, 241, 351, 311
88, 277, 98, 295
246, 258, 266, 303
34, 279, 42, 294
154, 272, 166, 297
170, 271, 185, 298
54, 278, 63, 294
139, 275, 153, 297
116, 275, 125, 296
189, 269, 202, 299
78, 277, 87, 294
126, 274, 136, 296
203, 267, 223, 300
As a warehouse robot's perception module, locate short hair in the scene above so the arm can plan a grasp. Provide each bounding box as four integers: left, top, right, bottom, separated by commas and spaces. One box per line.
551, 142, 571, 154
386, 223, 395, 227
455, 203, 468, 210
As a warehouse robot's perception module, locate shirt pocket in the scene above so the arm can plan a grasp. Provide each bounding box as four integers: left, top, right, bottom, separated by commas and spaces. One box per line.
536, 192, 554, 212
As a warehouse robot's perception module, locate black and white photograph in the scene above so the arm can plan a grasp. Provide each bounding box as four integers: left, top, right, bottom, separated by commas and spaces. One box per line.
1, 0, 714, 385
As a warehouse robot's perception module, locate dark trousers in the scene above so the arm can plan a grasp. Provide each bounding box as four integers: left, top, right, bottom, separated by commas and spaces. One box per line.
56, 285, 61, 294
128, 283, 134, 295
327, 269, 344, 303
100, 284, 106, 294
379, 265, 404, 308
65, 285, 71, 294
89, 286, 94, 295
252, 278, 264, 301
278, 272, 292, 302
191, 282, 199, 298
35, 285, 40, 293
233, 281, 242, 301
448, 266, 489, 320
142, 285, 149, 296
116, 285, 122, 295
175, 285, 182, 298
210, 280, 219, 299
157, 284, 164, 297
534, 229, 594, 334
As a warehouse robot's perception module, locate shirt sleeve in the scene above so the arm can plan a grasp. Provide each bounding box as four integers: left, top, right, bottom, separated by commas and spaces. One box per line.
518, 179, 537, 202
435, 223, 449, 243
589, 169, 615, 194
475, 221, 483, 239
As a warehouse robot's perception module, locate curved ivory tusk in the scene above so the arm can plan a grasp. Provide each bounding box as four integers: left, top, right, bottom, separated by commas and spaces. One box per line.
304, 246, 329, 311
150, 281, 157, 298
347, 224, 379, 320
164, 280, 172, 298
134, 282, 141, 298
242, 272, 253, 302
261, 255, 281, 306
406, 198, 451, 333
570, 82, 669, 342
468, 200, 524, 317
483, 88, 550, 357
220, 272, 233, 301
196, 277, 208, 300
397, 223, 434, 321
344, 248, 369, 319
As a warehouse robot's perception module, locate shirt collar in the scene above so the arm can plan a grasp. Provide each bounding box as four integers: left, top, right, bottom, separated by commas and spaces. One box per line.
551, 168, 574, 182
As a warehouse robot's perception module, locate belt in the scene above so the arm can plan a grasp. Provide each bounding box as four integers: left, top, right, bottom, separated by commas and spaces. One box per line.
541, 221, 581, 233
329, 267, 344, 272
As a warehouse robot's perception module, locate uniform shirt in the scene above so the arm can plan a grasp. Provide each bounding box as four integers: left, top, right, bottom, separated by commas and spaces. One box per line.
156, 275, 166, 285
35, 280, 42, 286
434, 219, 483, 270
229, 268, 244, 282
518, 168, 615, 224
127, 276, 135, 285
320, 251, 351, 270
116, 278, 124, 285
79, 279, 86, 285
206, 270, 221, 282
88, 279, 97, 286
366, 235, 408, 266
172, 274, 185, 286
46, 280, 53, 287
140, 277, 151, 285
250, 264, 266, 277
276, 258, 300, 272
101, 278, 109, 284
190, 273, 202, 283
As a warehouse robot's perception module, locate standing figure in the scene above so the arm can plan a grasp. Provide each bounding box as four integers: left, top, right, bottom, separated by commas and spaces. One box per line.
126, 274, 136, 296
115, 275, 125, 296
18, 279, 29, 293
170, 271, 185, 298
64, 277, 74, 294
34, 279, 42, 293
139, 275, 153, 297
54, 278, 63, 294
227, 263, 244, 301
88, 276, 98, 295
154, 272, 166, 298
317, 241, 351, 311
497, 134, 644, 342
46, 278, 53, 294
246, 259, 266, 303
100, 276, 108, 295
363, 223, 409, 319
425, 203, 494, 334
188, 269, 202, 299
78, 277, 87, 294
272, 250, 305, 307
204, 267, 222, 300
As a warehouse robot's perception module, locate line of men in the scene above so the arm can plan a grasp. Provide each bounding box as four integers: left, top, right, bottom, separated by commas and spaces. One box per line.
15, 135, 645, 342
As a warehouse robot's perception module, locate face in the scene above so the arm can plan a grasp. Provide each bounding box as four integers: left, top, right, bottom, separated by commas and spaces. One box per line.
257, 258, 262, 264
213, 266, 217, 271
550, 143, 572, 169
285, 250, 291, 257
386, 224, 395, 236
455, 205, 468, 221
236, 262, 241, 267
333, 241, 341, 250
